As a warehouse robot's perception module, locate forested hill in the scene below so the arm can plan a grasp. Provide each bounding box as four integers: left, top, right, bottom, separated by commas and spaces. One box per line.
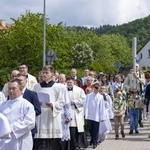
74, 15, 150, 49
106, 15, 150, 49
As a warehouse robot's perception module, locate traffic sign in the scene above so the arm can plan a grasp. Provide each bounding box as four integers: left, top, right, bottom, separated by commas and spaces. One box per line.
114, 61, 121, 69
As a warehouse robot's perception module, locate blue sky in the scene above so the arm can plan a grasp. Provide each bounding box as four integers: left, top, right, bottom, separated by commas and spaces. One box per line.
1, 0, 150, 27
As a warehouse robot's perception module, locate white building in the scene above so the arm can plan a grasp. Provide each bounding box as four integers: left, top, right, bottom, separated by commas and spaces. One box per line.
136, 39, 150, 68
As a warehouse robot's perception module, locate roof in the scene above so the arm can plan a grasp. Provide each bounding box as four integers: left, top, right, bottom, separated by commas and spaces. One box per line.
0, 19, 13, 29
137, 39, 150, 54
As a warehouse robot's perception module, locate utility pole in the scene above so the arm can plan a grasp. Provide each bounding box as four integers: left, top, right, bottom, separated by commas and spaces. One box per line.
132, 37, 137, 89
43, 0, 46, 67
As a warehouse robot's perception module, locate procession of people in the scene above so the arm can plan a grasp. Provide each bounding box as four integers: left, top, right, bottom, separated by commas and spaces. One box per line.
0, 62, 150, 150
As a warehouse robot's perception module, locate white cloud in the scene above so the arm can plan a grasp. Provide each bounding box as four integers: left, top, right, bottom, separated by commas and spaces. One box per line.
0, 0, 150, 27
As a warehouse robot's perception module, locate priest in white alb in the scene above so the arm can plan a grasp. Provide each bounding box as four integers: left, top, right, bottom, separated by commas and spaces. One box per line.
0, 79, 35, 150
66, 76, 87, 150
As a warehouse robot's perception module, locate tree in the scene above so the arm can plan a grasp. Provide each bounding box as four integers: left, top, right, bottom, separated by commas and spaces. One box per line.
90, 34, 132, 73
0, 11, 44, 76
71, 42, 93, 68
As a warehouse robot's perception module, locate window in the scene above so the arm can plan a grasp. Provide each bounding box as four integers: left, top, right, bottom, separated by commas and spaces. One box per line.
149, 50, 150, 58
140, 53, 142, 59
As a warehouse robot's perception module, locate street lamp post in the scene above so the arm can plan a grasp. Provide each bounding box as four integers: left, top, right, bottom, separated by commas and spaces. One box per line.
43, 0, 46, 67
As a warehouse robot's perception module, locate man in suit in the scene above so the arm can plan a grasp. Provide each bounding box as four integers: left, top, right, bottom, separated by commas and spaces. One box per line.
17, 73, 41, 138
70, 68, 81, 80
19, 63, 37, 90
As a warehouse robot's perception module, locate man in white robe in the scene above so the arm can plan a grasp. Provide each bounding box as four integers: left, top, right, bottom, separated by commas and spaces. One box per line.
66, 76, 87, 150
33, 65, 65, 150
0, 113, 11, 149
0, 79, 35, 150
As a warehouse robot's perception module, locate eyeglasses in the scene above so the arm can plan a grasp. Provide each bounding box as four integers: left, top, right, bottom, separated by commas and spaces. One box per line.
19, 67, 27, 69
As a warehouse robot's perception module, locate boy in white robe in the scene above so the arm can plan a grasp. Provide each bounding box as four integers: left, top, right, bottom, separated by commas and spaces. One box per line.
0, 113, 11, 149
0, 79, 35, 150
98, 85, 113, 143
85, 83, 106, 149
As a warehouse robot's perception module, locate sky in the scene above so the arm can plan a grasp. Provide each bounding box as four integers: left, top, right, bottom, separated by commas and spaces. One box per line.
1, 0, 150, 27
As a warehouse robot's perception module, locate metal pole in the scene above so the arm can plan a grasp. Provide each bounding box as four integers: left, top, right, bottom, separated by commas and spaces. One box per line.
132, 37, 137, 89
43, 0, 46, 67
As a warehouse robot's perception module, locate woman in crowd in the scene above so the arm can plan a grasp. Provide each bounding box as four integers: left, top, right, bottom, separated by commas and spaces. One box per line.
99, 74, 114, 101
108, 74, 115, 87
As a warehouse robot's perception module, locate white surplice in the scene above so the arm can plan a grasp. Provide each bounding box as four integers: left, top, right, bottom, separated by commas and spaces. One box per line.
0, 113, 11, 149
0, 96, 35, 150
33, 83, 65, 138
67, 85, 86, 132
105, 93, 114, 119
98, 100, 112, 142
84, 92, 106, 122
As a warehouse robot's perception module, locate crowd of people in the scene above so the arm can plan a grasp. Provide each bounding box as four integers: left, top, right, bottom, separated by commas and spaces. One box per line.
0, 63, 150, 150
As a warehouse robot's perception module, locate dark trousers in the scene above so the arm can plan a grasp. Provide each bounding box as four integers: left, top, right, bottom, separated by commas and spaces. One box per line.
33, 138, 62, 150
87, 120, 99, 145
70, 127, 81, 150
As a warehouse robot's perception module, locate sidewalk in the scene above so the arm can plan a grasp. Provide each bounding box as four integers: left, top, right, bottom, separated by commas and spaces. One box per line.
86, 118, 150, 150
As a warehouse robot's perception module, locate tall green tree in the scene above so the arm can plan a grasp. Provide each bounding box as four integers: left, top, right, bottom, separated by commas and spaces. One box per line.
91, 34, 132, 73
0, 12, 44, 75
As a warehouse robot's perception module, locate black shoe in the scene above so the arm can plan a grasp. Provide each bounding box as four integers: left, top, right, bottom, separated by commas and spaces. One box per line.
93, 144, 97, 149
115, 134, 119, 140
121, 131, 125, 138
129, 130, 133, 134
97, 141, 101, 145
135, 130, 139, 134
139, 122, 144, 127
75, 147, 80, 150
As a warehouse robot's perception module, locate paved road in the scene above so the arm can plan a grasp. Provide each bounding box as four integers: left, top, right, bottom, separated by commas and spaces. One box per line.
86, 118, 150, 150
